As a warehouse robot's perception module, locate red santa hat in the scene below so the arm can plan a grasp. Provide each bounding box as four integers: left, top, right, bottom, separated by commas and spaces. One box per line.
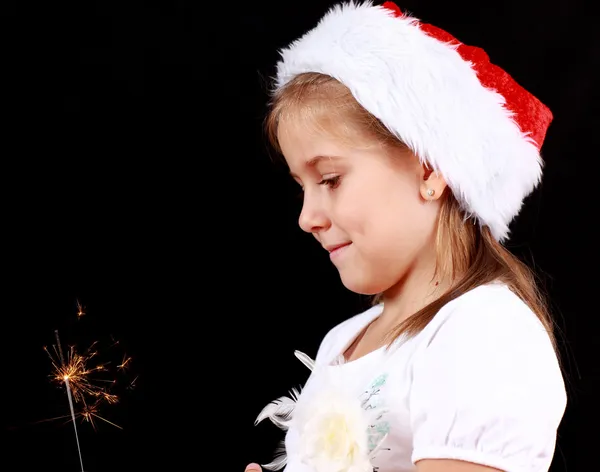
273, 1, 553, 242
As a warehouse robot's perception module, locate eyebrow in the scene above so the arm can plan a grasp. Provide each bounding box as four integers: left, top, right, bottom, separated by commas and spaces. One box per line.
289, 155, 341, 178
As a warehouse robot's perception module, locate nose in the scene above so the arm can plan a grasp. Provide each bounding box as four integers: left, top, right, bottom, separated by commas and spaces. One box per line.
298, 191, 330, 234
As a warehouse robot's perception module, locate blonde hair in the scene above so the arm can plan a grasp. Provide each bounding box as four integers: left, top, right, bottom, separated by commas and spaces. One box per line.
265, 72, 561, 358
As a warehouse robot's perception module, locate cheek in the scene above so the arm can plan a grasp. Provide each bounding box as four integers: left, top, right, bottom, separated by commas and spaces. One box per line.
329, 186, 374, 234
340, 181, 432, 243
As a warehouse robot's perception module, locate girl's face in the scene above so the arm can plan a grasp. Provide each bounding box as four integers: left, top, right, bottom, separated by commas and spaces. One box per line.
278, 114, 446, 295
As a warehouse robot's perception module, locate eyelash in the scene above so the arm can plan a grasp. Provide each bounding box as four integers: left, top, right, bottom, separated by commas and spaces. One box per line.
318, 175, 341, 189
295, 176, 342, 199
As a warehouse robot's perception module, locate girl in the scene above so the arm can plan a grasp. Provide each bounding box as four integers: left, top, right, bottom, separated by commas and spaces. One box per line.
247, 2, 567, 471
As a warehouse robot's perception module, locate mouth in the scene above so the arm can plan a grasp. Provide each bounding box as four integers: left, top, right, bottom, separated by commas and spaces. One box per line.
327, 242, 351, 258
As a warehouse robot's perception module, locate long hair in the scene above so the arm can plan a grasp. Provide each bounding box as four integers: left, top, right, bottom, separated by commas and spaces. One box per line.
264, 72, 560, 358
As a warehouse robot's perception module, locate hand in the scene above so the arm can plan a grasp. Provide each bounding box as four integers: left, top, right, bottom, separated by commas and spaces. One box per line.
245, 463, 262, 472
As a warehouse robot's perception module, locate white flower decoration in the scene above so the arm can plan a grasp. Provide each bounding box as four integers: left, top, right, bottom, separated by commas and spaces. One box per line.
256, 351, 387, 472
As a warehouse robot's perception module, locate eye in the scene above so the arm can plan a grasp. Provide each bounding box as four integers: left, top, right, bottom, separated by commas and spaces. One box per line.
318, 175, 341, 189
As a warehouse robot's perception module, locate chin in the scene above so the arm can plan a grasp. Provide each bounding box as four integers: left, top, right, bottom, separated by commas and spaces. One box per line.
338, 273, 388, 296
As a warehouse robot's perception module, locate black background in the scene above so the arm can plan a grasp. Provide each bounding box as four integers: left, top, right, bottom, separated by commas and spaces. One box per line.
4, 1, 598, 470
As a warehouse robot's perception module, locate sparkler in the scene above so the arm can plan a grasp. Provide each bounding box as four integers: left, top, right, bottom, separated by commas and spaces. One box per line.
76, 299, 85, 318
43, 300, 136, 471
51, 329, 85, 472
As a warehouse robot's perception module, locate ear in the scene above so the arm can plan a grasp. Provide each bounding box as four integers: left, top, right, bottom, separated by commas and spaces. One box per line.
419, 163, 448, 201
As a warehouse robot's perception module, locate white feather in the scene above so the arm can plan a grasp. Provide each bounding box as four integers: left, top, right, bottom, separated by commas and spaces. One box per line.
255, 387, 301, 430
262, 440, 288, 471
257, 351, 389, 471
294, 350, 315, 371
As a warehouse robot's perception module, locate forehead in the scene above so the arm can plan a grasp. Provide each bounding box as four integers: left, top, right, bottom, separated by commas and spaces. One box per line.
278, 100, 361, 136
277, 106, 375, 157
277, 115, 353, 175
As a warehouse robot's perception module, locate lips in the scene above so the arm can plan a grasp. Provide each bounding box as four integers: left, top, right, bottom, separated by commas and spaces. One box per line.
325, 242, 351, 253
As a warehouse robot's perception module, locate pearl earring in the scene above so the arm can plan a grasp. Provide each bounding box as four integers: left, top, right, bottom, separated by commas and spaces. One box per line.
426, 188, 435, 197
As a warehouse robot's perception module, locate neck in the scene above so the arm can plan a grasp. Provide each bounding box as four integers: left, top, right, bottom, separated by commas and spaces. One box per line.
377, 256, 450, 330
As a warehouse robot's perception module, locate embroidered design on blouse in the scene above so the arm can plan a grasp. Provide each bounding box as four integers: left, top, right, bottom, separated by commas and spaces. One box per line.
360, 373, 391, 453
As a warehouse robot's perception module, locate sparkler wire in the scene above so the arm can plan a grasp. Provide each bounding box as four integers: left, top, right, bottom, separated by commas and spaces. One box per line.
55, 329, 85, 472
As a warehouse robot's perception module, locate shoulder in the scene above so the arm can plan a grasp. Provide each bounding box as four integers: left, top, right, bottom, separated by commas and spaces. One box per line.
425, 282, 550, 343
314, 303, 383, 364
416, 282, 563, 380
449, 281, 533, 315
412, 281, 566, 414
409, 282, 567, 470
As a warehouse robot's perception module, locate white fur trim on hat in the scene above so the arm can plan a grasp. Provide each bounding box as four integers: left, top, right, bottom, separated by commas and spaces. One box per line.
274, 1, 548, 242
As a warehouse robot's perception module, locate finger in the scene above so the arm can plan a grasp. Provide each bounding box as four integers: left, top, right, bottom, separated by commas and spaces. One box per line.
245, 463, 262, 472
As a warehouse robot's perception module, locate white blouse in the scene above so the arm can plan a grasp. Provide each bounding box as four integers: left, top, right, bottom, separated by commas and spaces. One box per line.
281, 283, 567, 472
